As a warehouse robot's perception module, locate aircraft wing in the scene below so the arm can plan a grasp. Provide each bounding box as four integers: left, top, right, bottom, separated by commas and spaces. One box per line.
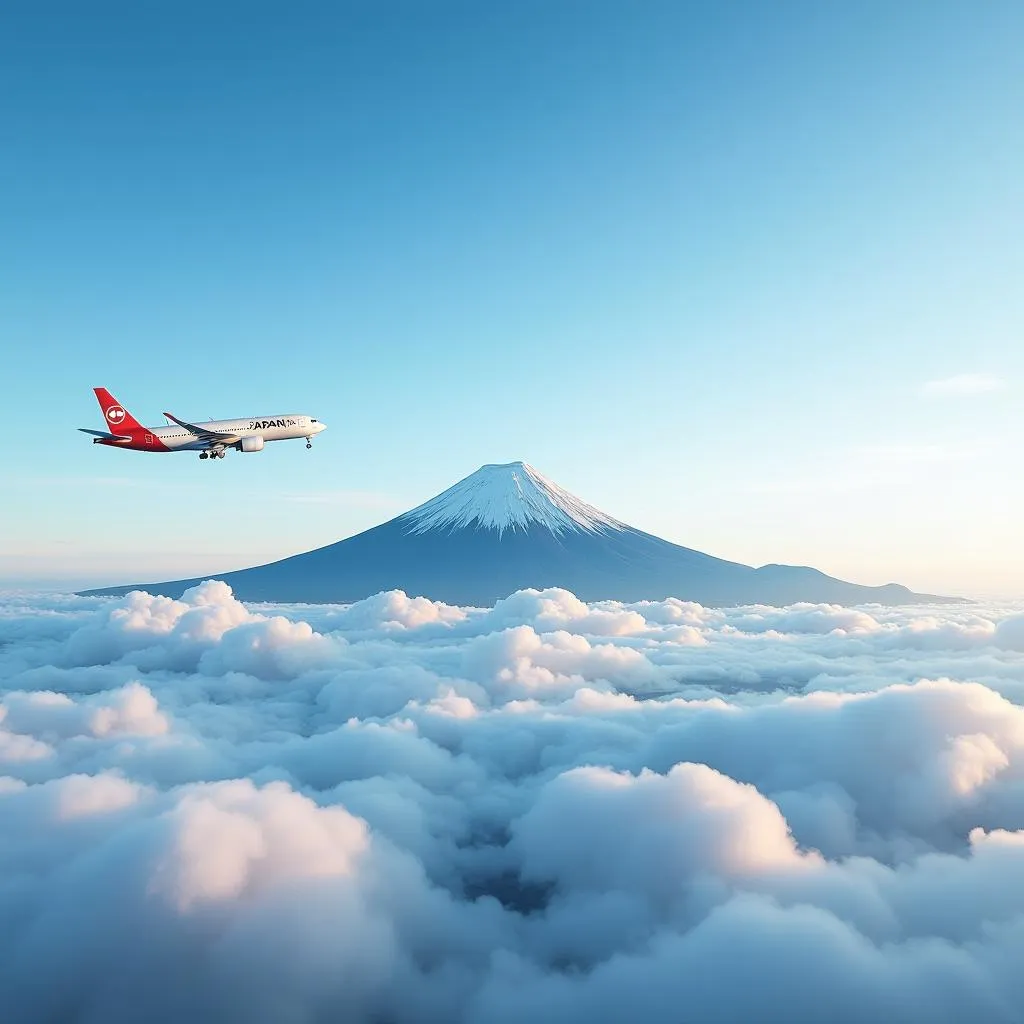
162, 412, 241, 444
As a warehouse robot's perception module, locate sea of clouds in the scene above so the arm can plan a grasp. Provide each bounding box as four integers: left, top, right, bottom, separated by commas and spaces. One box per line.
2, 581, 1024, 1023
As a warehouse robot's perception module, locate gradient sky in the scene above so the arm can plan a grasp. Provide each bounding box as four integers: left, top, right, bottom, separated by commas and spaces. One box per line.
1, 0, 1021, 598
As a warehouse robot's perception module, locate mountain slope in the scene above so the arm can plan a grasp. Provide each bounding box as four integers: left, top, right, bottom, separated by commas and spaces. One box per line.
83, 461, 957, 606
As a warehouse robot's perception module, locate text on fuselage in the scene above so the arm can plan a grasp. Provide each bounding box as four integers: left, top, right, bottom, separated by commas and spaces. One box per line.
248, 418, 298, 429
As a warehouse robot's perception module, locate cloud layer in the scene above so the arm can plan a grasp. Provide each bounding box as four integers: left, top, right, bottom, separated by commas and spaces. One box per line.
2, 582, 1024, 1023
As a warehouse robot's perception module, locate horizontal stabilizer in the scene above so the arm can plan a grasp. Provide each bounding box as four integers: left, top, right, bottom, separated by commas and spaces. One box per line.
78, 428, 131, 441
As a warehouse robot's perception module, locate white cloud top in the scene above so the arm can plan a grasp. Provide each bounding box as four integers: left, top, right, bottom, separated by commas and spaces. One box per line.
1, 581, 1024, 1021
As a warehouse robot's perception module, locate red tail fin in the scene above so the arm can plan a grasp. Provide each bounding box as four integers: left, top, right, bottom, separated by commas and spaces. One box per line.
93, 388, 144, 432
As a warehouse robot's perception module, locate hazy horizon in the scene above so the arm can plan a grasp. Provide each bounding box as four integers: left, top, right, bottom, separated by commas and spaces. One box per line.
2, 451, 1019, 600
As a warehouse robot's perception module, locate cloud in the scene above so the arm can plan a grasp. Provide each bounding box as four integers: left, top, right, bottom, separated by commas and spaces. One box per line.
921, 373, 1007, 397
1, 583, 1024, 1021
1, 682, 169, 740
993, 614, 1024, 652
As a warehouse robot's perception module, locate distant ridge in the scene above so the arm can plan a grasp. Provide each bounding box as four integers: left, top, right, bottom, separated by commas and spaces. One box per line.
83, 461, 960, 607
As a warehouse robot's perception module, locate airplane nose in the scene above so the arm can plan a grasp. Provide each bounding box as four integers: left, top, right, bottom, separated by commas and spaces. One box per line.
316, 421, 327, 433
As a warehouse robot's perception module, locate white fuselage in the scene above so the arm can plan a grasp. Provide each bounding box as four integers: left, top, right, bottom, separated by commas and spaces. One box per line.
155, 414, 325, 451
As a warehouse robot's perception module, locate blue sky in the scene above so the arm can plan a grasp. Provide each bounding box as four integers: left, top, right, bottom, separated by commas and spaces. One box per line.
1, 0, 1021, 596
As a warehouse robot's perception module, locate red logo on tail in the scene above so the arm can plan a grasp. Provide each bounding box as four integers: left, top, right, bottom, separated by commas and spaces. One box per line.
93, 389, 143, 433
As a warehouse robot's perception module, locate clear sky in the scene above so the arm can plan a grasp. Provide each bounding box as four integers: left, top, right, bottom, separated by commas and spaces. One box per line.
1, 0, 1021, 598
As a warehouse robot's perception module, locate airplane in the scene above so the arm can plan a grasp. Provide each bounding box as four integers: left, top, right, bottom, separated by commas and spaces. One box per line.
79, 387, 327, 461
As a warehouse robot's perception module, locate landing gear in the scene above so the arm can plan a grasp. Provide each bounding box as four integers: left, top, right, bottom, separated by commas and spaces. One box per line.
306, 441, 312, 449
200, 450, 225, 461
199, 452, 208, 460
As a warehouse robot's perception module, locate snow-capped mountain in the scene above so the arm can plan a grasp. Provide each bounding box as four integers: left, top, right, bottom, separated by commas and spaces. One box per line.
84, 461, 955, 606
402, 461, 625, 536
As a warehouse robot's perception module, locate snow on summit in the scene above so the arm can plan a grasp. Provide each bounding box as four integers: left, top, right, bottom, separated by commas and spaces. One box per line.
399, 461, 625, 536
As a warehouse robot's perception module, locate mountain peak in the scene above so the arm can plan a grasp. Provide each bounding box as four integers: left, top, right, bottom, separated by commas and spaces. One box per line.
82, 458, 960, 607
398, 461, 625, 537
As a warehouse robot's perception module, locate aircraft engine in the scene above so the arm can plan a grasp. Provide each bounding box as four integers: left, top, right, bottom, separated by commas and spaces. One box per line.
239, 435, 265, 453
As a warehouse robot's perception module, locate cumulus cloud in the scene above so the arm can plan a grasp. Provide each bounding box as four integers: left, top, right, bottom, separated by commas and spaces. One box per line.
1, 682, 169, 740
1, 582, 1024, 1022
994, 614, 1024, 652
